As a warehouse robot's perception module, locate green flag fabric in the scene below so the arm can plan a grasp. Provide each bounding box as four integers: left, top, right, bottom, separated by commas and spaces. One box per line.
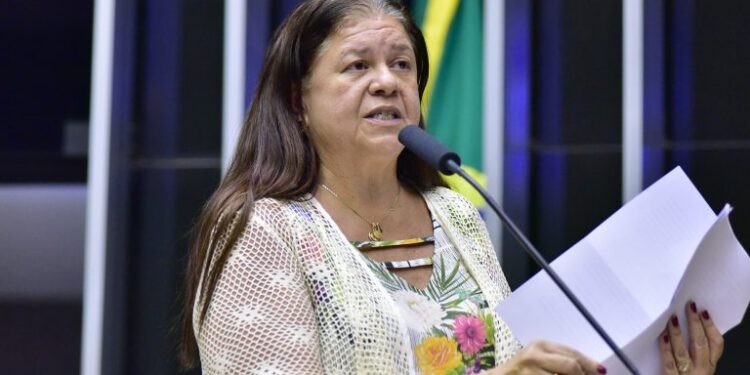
411, 0, 486, 207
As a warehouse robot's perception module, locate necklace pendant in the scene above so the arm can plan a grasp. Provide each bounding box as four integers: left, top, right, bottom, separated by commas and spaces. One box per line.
369, 222, 383, 241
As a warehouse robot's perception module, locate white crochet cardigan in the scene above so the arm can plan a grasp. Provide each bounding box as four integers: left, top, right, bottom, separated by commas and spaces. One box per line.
195, 186, 521, 374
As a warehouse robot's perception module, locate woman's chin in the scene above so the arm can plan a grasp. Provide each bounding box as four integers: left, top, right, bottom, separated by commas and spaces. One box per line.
381, 140, 408, 160
357, 137, 405, 162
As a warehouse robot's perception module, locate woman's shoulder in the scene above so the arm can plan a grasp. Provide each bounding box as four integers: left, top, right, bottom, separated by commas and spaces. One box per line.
424, 186, 476, 211
249, 196, 317, 230
252, 196, 293, 215
423, 186, 487, 233
425, 185, 459, 197
216, 196, 318, 256
253, 195, 316, 214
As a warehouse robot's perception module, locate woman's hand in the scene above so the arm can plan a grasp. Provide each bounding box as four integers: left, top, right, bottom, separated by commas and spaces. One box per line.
659, 301, 724, 374
485, 340, 607, 375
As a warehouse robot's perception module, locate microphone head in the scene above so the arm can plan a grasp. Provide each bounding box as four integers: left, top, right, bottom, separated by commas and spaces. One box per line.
398, 125, 461, 175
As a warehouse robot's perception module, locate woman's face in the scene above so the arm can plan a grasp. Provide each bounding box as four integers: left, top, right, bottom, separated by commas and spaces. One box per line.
300, 15, 421, 163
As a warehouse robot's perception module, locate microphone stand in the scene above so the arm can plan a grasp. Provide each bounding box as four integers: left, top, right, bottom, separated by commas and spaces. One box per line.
445, 159, 641, 375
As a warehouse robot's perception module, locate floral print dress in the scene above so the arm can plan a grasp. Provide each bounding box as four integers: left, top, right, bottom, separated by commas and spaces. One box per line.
361, 215, 497, 375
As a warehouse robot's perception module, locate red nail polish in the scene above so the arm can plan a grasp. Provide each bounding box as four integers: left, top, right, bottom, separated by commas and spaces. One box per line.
702, 310, 710, 320
671, 315, 679, 327
597, 364, 607, 374
663, 334, 670, 343
690, 302, 697, 313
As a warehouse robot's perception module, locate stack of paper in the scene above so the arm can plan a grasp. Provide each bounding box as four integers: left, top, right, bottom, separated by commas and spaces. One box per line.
496, 167, 750, 374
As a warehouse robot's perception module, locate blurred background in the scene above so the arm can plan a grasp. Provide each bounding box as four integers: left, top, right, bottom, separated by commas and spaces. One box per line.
1, 0, 748, 374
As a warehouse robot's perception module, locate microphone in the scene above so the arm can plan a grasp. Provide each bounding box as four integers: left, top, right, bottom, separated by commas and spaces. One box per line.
398, 125, 461, 174
398, 125, 640, 375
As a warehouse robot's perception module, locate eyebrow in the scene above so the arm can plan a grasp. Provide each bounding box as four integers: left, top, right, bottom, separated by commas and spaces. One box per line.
339, 43, 414, 59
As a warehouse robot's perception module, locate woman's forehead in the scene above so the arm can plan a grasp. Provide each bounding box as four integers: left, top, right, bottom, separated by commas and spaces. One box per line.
323, 16, 412, 55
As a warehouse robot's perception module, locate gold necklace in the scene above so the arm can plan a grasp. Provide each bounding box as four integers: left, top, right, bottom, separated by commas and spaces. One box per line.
320, 183, 401, 241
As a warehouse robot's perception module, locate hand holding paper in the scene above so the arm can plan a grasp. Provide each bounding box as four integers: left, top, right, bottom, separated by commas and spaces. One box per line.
495, 167, 750, 374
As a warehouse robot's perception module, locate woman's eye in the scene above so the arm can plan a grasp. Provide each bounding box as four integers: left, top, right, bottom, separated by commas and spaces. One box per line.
394, 60, 411, 70
347, 61, 367, 71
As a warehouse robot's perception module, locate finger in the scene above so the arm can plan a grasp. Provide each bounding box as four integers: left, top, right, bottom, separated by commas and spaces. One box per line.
537, 352, 586, 375
538, 342, 606, 374
699, 309, 725, 368
667, 314, 691, 364
659, 329, 679, 375
516, 342, 574, 375
685, 301, 710, 368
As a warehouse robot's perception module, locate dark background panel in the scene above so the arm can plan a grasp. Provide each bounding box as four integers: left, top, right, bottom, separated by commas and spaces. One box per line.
529, 0, 623, 268
559, 151, 622, 248
97, 0, 224, 374
0, 0, 92, 150
529, 151, 622, 260
561, 0, 622, 146
691, 0, 750, 141
0, 157, 87, 183
0, 0, 92, 182
178, 0, 224, 156
677, 149, 750, 256
131, 0, 224, 160
0, 301, 81, 374
531, 0, 622, 147
531, 152, 567, 260
502, 0, 534, 289
720, 320, 750, 372
126, 168, 220, 375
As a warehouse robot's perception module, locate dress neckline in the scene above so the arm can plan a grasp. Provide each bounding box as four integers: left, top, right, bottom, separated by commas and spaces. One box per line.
309, 193, 439, 290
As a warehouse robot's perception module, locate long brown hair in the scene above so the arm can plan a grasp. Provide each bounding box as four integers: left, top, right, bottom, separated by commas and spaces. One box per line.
179, 0, 444, 368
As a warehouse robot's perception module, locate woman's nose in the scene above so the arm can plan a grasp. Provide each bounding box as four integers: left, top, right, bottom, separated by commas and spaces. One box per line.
368, 66, 398, 96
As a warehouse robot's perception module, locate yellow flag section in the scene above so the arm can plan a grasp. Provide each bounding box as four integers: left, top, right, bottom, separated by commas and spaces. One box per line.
412, 0, 486, 207
419, 0, 460, 115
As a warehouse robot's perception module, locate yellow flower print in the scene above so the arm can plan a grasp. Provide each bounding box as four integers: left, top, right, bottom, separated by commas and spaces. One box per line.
415, 336, 463, 375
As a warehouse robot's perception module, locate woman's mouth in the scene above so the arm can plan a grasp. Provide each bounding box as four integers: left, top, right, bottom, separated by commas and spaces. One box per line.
369, 111, 400, 120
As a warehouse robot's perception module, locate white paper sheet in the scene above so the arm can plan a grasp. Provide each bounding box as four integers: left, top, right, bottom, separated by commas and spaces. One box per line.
496, 167, 750, 374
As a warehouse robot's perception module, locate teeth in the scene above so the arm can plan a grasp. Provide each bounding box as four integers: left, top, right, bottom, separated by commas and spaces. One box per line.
373, 112, 396, 120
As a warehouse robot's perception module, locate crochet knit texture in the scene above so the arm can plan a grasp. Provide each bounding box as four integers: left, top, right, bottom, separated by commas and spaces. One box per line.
194, 187, 521, 374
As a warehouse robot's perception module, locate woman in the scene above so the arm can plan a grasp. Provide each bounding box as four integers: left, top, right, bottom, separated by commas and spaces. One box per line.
180, 0, 724, 373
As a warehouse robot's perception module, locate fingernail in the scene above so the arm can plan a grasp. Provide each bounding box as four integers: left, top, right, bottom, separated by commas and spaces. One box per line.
690, 301, 697, 313
663, 334, 670, 343
671, 315, 679, 327
597, 364, 607, 374
702, 310, 710, 320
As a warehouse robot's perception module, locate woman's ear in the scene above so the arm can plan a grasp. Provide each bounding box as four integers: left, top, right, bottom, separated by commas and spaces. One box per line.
291, 85, 305, 121
291, 85, 309, 129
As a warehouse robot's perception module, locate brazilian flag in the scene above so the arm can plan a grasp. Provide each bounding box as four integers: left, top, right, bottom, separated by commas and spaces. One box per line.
411, 0, 486, 207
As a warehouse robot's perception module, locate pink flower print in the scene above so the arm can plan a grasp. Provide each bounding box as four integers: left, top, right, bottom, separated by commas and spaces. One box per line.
453, 315, 487, 355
